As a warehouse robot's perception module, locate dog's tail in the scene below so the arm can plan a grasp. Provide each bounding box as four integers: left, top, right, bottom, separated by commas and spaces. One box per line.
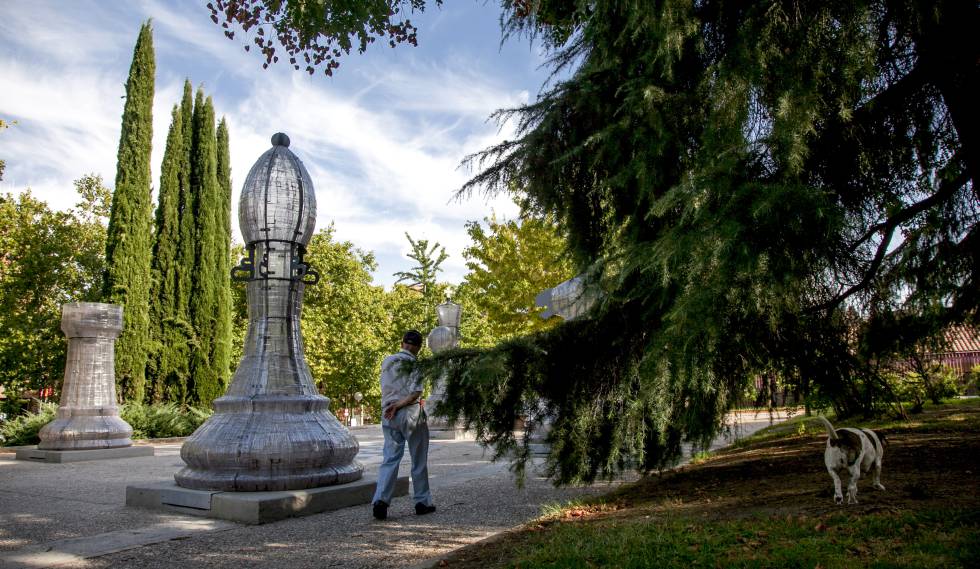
816, 415, 838, 440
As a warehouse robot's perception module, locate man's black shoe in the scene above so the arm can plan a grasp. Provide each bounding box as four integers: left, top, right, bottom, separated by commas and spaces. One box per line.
415, 503, 436, 515
373, 501, 388, 520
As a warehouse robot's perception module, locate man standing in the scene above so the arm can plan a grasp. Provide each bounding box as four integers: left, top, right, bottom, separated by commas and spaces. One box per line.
371, 330, 436, 520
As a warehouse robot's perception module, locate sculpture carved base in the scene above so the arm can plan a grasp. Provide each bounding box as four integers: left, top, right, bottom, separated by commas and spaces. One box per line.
38, 408, 134, 450
175, 396, 363, 492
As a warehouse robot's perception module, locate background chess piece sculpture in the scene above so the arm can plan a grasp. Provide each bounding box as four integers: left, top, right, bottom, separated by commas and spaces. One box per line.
528, 274, 600, 455
37, 303, 136, 450
426, 298, 469, 439
175, 133, 362, 491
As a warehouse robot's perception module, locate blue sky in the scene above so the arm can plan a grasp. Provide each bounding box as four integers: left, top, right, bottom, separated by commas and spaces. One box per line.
0, 0, 552, 286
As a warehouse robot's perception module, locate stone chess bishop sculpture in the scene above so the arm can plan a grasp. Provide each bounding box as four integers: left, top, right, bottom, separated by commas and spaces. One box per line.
175, 133, 363, 491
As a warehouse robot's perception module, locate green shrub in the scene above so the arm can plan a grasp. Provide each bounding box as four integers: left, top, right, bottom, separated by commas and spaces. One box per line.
0, 398, 28, 421
0, 402, 210, 446
0, 403, 56, 446
120, 402, 211, 439
887, 365, 961, 413
925, 366, 961, 403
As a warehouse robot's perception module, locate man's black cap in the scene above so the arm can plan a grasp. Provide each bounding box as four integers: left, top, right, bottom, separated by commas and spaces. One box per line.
403, 330, 424, 346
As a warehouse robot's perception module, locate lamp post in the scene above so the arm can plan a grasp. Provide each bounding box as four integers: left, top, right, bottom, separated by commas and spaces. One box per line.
354, 391, 363, 426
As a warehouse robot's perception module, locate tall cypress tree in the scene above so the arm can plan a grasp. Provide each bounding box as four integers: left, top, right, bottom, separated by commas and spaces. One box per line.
214, 117, 234, 388
147, 105, 188, 402
176, 83, 195, 314
189, 92, 222, 406
174, 81, 196, 403
104, 21, 155, 403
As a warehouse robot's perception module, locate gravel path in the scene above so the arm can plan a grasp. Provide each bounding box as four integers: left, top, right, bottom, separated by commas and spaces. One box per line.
0, 412, 787, 568
81, 462, 620, 569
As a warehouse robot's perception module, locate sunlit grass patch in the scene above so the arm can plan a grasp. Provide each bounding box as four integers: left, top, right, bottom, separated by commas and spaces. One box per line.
731, 398, 980, 450
689, 449, 713, 465
502, 510, 979, 569
538, 498, 622, 522
436, 399, 980, 569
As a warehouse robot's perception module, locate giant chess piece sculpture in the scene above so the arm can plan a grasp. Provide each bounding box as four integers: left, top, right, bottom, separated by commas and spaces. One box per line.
38, 303, 136, 450
528, 274, 599, 455
426, 299, 465, 439
176, 133, 362, 491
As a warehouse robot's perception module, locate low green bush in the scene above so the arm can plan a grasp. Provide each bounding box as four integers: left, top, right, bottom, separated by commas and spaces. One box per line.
0, 403, 57, 446
0, 402, 210, 446
969, 365, 980, 396
887, 365, 961, 413
120, 402, 211, 439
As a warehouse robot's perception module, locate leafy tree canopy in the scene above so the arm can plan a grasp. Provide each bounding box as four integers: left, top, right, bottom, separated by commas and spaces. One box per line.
459, 207, 573, 342
207, 0, 441, 76
301, 226, 390, 418
393, 232, 448, 293
392, 232, 449, 335
0, 177, 110, 399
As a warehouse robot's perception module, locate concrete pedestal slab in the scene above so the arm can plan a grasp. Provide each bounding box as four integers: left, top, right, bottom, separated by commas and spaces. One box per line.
125, 474, 408, 524
528, 443, 550, 456
429, 428, 475, 441
15, 445, 155, 463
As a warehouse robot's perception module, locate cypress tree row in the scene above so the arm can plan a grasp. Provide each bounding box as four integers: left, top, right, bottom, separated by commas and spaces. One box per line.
103, 21, 155, 403
145, 82, 235, 406
189, 93, 223, 406
148, 105, 189, 402
214, 118, 234, 389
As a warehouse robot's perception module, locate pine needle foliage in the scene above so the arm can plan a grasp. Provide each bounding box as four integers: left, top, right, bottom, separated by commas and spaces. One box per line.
426, 0, 979, 484
104, 21, 155, 403
392, 232, 449, 333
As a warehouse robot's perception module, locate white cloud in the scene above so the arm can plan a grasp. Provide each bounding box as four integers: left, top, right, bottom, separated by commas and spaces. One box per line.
0, 58, 122, 206
139, 0, 260, 80
0, 1, 132, 67
2, 0, 533, 288
219, 66, 523, 284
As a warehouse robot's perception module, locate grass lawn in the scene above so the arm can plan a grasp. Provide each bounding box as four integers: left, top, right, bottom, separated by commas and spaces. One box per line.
432, 400, 980, 568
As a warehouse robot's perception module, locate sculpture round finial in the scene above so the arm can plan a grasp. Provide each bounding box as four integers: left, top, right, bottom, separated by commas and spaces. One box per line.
240, 132, 316, 246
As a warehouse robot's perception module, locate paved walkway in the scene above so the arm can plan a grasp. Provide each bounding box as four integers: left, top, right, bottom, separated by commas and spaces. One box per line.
0, 411, 789, 569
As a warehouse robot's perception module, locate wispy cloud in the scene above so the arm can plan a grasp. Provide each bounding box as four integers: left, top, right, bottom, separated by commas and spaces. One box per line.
2, 0, 537, 286
223, 67, 523, 282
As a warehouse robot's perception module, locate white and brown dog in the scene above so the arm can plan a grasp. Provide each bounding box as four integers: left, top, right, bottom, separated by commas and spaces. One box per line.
817, 416, 886, 504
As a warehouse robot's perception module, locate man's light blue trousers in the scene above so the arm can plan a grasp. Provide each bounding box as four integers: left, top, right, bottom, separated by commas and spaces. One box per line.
371, 403, 432, 507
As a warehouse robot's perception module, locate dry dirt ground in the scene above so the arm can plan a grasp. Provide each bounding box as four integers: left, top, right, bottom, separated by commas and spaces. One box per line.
433, 403, 980, 568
